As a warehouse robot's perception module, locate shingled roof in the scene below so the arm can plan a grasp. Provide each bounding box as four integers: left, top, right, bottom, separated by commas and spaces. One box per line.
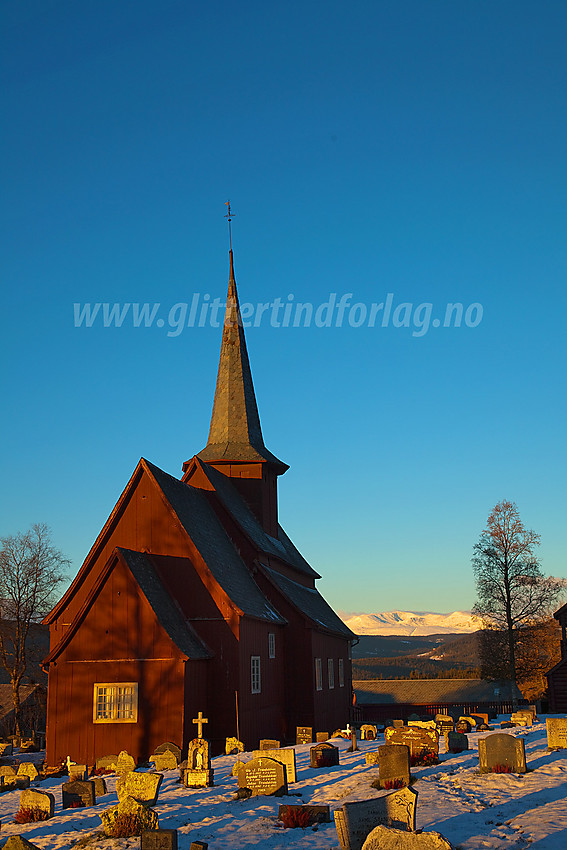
117, 548, 212, 660
353, 678, 522, 705
197, 250, 288, 473
263, 565, 355, 639
145, 460, 285, 624
192, 457, 320, 578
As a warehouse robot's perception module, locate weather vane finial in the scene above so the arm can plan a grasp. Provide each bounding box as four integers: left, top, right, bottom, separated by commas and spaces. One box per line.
225, 200, 235, 251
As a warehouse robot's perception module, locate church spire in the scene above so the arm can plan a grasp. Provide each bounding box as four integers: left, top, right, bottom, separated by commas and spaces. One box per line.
197, 249, 288, 474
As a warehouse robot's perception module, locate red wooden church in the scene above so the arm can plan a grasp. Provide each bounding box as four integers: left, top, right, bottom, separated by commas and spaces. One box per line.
43, 249, 355, 766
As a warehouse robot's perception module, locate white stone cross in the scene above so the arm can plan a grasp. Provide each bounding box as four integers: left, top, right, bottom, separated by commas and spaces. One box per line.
192, 711, 208, 738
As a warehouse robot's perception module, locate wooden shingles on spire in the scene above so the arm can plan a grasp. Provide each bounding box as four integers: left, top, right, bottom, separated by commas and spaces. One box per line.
196, 250, 288, 473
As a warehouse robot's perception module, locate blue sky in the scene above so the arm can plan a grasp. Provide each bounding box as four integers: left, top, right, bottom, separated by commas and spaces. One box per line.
1, 0, 566, 615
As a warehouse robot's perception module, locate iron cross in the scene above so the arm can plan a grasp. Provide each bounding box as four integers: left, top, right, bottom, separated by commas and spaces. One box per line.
192, 710, 209, 738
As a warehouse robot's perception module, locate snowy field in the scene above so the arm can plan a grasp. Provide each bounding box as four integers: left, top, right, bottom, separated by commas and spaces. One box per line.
2, 716, 566, 850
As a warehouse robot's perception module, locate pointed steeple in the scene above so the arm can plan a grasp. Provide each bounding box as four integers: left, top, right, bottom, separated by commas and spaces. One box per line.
197, 250, 288, 474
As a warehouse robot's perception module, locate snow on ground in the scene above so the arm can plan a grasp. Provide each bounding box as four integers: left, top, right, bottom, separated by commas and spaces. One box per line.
1, 717, 566, 850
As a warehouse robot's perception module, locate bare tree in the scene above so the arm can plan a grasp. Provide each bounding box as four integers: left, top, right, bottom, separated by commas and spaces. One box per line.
0, 524, 68, 735
472, 500, 562, 686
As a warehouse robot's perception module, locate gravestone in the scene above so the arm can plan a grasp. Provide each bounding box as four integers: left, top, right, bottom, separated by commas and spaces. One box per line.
15, 776, 31, 789
351, 730, 358, 751
471, 713, 489, 726
237, 756, 288, 797
141, 829, 178, 850
365, 753, 380, 766
117, 771, 163, 806
19, 789, 55, 819
360, 725, 377, 741
4, 839, 41, 850
377, 744, 410, 789
95, 754, 118, 772
252, 747, 297, 782
316, 732, 330, 742
92, 776, 108, 796
392, 719, 404, 728
384, 726, 439, 758
183, 739, 213, 787
258, 739, 280, 750
115, 751, 137, 774
408, 714, 420, 722
69, 764, 88, 781
190, 843, 208, 850
478, 733, 526, 774
459, 716, 478, 728
152, 750, 179, 771
0, 743, 13, 757
546, 717, 567, 749
334, 786, 418, 850
361, 825, 454, 850
501, 721, 515, 729
296, 726, 313, 744
435, 714, 453, 723
101, 795, 159, 836
62, 780, 96, 808
154, 742, 182, 761
225, 737, 244, 755
408, 720, 436, 730
0, 765, 16, 777
445, 731, 468, 753
455, 720, 471, 734
511, 711, 532, 727
17, 763, 38, 781
278, 804, 331, 824
310, 742, 340, 768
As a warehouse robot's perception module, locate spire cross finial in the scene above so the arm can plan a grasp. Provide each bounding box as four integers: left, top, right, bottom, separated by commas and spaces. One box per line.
225, 200, 235, 251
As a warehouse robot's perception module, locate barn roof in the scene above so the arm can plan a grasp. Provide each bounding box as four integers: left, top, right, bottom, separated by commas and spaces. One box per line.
262, 565, 355, 639
353, 678, 523, 705
191, 457, 320, 579
197, 250, 288, 473
146, 460, 285, 624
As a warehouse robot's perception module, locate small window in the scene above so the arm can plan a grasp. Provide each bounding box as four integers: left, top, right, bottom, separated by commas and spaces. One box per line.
315, 657, 323, 691
93, 683, 138, 723
328, 658, 335, 689
251, 656, 261, 693
338, 657, 344, 687
268, 633, 276, 659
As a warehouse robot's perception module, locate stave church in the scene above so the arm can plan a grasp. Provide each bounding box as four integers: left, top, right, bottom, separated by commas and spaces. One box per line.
43, 243, 355, 765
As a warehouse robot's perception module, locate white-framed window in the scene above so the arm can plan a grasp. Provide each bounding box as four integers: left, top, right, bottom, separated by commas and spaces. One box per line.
315, 657, 323, 691
338, 657, 345, 687
268, 632, 276, 659
93, 683, 138, 723
251, 656, 261, 693
328, 658, 335, 689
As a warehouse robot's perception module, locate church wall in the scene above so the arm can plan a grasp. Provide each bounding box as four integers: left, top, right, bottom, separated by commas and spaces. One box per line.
238, 619, 286, 749
311, 630, 353, 732
46, 556, 186, 766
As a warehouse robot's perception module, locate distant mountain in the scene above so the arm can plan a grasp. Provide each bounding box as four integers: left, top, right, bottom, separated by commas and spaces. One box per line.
342, 610, 481, 636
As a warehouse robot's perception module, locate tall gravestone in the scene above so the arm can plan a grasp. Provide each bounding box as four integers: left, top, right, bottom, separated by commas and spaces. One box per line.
360, 725, 377, 741
62, 780, 96, 808
546, 717, 567, 750
377, 744, 410, 789
237, 756, 288, 797
252, 747, 296, 782
334, 787, 418, 850
183, 739, 213, 787
296, 726, 313, 744
478, 734, 526, 774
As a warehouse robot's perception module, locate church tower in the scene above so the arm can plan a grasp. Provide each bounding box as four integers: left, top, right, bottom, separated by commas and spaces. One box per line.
183, 248, 287, 537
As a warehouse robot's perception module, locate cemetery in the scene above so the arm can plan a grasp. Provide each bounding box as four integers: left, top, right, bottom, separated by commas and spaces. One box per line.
0, 714, 565, 848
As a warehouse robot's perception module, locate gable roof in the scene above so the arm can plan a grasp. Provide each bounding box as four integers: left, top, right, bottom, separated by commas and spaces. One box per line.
353, 678, 523, 706
44, 547, 212, 665
262, 565, 355, 639
144, 461, 285, 624
189, 457, 320, 579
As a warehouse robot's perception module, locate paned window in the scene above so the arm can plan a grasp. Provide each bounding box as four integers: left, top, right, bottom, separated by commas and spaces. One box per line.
268, 633, 276, 659
328, 658, 335, 689
251, 656, 261, 693
338, 657, 345, 687
315, 657, 323, 691
93, 683, 138, 723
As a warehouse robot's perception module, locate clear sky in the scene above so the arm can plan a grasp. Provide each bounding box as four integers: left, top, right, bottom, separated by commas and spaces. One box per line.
1, 0, 566, 615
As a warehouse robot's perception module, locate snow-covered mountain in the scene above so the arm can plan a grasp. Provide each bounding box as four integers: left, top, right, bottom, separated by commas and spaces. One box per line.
341, 610, 481, 636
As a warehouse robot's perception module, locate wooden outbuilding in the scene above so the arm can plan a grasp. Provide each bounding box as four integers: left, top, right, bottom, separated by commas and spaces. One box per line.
43, 250, 355, 766
547, 601, 567, 712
